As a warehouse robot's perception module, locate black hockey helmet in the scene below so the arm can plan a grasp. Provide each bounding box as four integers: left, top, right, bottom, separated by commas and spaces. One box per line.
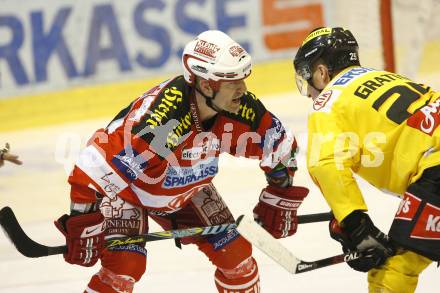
293, 27, 360, 95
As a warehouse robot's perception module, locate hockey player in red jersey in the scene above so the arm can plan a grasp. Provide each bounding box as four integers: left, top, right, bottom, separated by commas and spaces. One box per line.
55, 30, 309, 292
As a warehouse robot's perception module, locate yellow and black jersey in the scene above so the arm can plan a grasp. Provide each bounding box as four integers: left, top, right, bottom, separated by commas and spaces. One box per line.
307, 66, 440, 221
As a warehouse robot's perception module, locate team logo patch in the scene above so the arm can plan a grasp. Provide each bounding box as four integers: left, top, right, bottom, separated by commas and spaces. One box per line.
112, 149, 148, 181
313, 90, 333, 111
394, 192, 422, 221
229, 45, 244, 57
410, 203, 440, 240
407, 97, 440, 136
194, 39, 220, 60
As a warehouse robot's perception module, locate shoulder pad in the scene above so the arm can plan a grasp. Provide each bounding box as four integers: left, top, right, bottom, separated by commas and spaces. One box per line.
131, 76, 193, 153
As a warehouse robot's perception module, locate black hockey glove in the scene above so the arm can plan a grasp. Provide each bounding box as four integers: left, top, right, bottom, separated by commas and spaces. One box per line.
329, 211, 396, 272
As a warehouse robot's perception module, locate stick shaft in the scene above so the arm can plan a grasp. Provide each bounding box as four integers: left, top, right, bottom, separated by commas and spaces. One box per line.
0, 206, 332, 258
236, 214, 345, 274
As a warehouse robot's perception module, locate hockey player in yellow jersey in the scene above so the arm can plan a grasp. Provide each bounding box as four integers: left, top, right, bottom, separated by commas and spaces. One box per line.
294, 27, 440, 293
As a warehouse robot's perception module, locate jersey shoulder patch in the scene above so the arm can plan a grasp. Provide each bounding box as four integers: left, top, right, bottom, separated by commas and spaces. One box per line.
140, 76, 189, 128
131, 76, 193, 152
312, 89, 341, 113
331, 67, 376, 87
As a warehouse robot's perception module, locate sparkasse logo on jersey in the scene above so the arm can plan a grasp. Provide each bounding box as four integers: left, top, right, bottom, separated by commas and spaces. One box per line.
162, 158, 219, 188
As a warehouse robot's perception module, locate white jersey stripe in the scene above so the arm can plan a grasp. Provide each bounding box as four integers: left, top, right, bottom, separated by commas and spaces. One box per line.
77, 145, 128, 197
131, 183, 209, 209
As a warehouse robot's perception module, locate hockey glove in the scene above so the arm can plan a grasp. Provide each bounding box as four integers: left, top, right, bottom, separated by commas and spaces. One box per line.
55, 211, 105, 267
253, 185, 308, 238
329, 211, 396, 272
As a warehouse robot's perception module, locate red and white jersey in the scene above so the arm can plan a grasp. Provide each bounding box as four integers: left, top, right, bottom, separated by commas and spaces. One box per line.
69, 76, 297, 212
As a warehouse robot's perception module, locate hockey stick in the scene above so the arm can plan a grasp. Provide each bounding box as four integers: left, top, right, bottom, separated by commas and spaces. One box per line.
235, 214, 357, 274
0, 206, 332, 258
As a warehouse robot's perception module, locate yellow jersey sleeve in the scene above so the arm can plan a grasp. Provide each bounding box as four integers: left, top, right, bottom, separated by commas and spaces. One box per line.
307, 104, 368, 222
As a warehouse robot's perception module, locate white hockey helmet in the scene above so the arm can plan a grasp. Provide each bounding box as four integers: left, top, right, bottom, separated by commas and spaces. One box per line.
182, 30, 252, 91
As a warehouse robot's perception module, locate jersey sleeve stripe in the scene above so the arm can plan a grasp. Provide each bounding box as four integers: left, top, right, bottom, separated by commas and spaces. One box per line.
76, 145, 129, 197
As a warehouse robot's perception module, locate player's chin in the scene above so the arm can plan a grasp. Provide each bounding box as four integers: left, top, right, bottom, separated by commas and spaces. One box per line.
308, 89, 321, 100
226, 103, 241, 114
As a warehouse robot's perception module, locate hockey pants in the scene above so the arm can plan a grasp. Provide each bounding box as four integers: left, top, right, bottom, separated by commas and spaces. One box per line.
85, 184, 260, 293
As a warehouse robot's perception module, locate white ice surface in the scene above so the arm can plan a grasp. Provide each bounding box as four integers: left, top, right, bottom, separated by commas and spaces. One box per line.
0, 93, 438, 292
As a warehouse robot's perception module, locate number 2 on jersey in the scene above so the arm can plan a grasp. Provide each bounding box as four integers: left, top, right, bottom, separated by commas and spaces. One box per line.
367, 82, 430, 124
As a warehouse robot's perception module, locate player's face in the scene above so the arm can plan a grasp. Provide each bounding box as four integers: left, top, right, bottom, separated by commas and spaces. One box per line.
307, 64, 330, 100
214, 80, 247, 113
307, 82, 321, 100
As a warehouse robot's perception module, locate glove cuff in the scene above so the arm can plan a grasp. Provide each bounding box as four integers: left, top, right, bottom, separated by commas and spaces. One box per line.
264, 185, 309, 199
55, 211, 105, 238
341, 210, 370, 235
66, 211, 105, 238
54, 214, 70, 236
342, 211, 390, 250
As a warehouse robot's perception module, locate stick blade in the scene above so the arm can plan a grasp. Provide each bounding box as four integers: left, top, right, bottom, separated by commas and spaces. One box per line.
0, 206, 59, 257
235, 215, 300, 274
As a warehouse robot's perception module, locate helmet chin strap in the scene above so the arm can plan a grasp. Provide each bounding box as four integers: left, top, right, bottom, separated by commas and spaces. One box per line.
195, 87, 223, 112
